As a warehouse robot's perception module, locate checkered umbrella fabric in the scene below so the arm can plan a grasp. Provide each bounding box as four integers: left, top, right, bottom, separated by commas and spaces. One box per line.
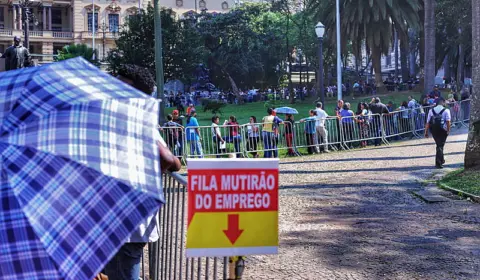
0, 58, 164, 279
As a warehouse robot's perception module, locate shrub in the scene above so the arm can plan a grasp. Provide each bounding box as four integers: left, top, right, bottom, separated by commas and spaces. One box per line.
202, 99, 226, 115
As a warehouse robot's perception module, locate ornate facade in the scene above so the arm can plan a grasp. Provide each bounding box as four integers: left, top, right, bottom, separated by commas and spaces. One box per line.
0, 0, 247, 62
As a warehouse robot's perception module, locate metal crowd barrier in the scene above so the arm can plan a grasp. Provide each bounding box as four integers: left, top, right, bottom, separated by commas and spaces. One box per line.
158, 99, 472, 159
143, 172, 229, 280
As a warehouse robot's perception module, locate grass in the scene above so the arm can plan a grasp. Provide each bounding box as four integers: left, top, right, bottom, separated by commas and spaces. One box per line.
440, 168, 480, 197
167, 91, 424, 125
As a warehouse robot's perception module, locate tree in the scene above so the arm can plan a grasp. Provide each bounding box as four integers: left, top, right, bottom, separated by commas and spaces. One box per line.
424, 0, 436, 95
435, 0, 472, 87
57, 44, 98, 65
464, 0, 480, 169
310, 0, 421, 93
106, 6, 196, 80
193, 5, 284, 101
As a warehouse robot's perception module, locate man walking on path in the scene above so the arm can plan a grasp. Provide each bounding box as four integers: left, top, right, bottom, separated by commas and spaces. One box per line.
425, 98, 451, 169
314, 102, 329, 153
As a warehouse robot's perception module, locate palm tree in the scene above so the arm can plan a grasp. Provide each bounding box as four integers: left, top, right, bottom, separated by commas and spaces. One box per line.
424, 0, 436, 95
464, 0, 480, 169
309, 0, 421, 92
57, 44, 98, 65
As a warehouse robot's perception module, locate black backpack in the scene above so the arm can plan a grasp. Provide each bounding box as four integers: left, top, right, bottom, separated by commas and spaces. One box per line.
430, 108, 446, 132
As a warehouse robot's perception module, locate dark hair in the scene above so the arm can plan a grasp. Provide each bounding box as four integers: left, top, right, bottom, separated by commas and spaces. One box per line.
401, 101, 408, 107
436, 97, 446, 105
309, 109, 316, 116
374, 97, 381, 103
118, 64, 156, 95
316, 102, 322, 108
167, 114, 173, 121
212, 116, 219, 122
250, 116, 257, 123
343, 104, 349, 110
267, 108, 274, 115
229, 115, 237, 123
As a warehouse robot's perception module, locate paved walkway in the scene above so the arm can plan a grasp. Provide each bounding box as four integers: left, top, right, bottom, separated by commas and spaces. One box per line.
245, 128, 480, 280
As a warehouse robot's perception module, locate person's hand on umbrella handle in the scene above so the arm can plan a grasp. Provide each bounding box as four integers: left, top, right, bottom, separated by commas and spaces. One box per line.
158, 140, 181, 172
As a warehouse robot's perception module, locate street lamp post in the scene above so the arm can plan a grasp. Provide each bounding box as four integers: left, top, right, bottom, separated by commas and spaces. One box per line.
154, 0, 165, 124
315, 22, 325, 106
336, 0, 342, 101
19, 0, 38, 50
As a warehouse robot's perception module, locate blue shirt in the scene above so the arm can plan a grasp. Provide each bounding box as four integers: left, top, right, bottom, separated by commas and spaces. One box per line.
186, 117, 200, 141
340, 109, 354, 123
301, 117, 316, 134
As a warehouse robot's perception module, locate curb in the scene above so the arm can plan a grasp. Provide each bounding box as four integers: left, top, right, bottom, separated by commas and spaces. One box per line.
438, 182, 480, 203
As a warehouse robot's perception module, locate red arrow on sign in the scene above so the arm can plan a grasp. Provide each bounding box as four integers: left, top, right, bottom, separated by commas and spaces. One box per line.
223, 214, 244, 245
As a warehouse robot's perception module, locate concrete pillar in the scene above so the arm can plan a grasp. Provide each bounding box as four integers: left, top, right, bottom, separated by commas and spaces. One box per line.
48, 7, 52, 31
43, 6, 46, 31
18, 6, 22, 31
41, 42, 53, 62
12, 5, 17, 30
70, 7, 73, 32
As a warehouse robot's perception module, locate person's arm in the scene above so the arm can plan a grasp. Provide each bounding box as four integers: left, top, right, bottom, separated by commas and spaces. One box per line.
424, 111, 433, 137
158, 140, 181, 172
24, 47, 31, 67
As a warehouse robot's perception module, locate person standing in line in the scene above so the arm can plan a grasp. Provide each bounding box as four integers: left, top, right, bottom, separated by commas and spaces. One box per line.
246, 116, 260, 158
299, 110, 317, 154
369, 97, 390, 146
262, 108, 283, 158
425, 98, 451, 169
284, 114, 295, 156
186, 110, 203, 158
314, 102, 329, 153
211, 116, 225, 158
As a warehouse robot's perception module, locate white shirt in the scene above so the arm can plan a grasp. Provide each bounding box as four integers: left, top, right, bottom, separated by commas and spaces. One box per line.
408, 99, 417, 109
314, 108, 329, 127
426, 105, 452, 131
127, 132, 165, 243
211, 123, 221, 138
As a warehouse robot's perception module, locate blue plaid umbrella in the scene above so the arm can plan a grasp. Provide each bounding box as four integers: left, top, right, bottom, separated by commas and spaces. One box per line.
0, 58, 164, 279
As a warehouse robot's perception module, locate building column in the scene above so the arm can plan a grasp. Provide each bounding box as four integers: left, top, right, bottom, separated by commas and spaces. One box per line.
41, 41, 53, 62
48, 7, 52, 31
43, 6, 46, 31
12, 5, 17, 30
18, 6, 22, 31
70, 7, 73, 32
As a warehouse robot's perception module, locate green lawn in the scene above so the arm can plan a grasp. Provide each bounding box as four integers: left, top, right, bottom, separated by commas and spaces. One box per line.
166, 91, 424, 125
440, 168, 480, 197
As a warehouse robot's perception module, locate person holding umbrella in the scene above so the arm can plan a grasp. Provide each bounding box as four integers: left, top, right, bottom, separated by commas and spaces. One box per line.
106, 64, 181, 279
0, 58, 179, 280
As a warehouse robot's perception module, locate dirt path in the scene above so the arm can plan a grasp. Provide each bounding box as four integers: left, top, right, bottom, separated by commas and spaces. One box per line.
244, 128, 480, 280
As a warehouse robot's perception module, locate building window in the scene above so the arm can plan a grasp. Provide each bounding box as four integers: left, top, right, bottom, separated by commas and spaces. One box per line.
52, 8, 62, 25
0, 7, 4, 23
198, 0, 206, 9
108, 14, 119, 32
221, 1, 228, 10
88, 13, 99, 32
176, 0, 183, 7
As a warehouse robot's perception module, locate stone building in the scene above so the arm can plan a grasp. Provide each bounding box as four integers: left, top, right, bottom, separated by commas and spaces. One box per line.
0, 0, 244, 62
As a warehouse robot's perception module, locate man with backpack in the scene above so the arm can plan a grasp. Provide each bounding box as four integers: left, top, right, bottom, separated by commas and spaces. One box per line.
424, 98, 452, 168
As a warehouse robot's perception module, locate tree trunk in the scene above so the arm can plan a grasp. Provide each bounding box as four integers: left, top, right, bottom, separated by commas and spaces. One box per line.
400, 32, 409, 83
423, 0, 436, 95
464, 0, 480, 169
394, 29, 399, 79
409, 28, 417, 77
457, 30, 465, 87
225, 71, 243, 104
443, 55, 451, 82
371, 44, 385, 93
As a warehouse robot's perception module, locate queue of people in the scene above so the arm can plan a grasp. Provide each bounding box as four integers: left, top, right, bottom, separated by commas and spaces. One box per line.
159, 93, 470, 160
